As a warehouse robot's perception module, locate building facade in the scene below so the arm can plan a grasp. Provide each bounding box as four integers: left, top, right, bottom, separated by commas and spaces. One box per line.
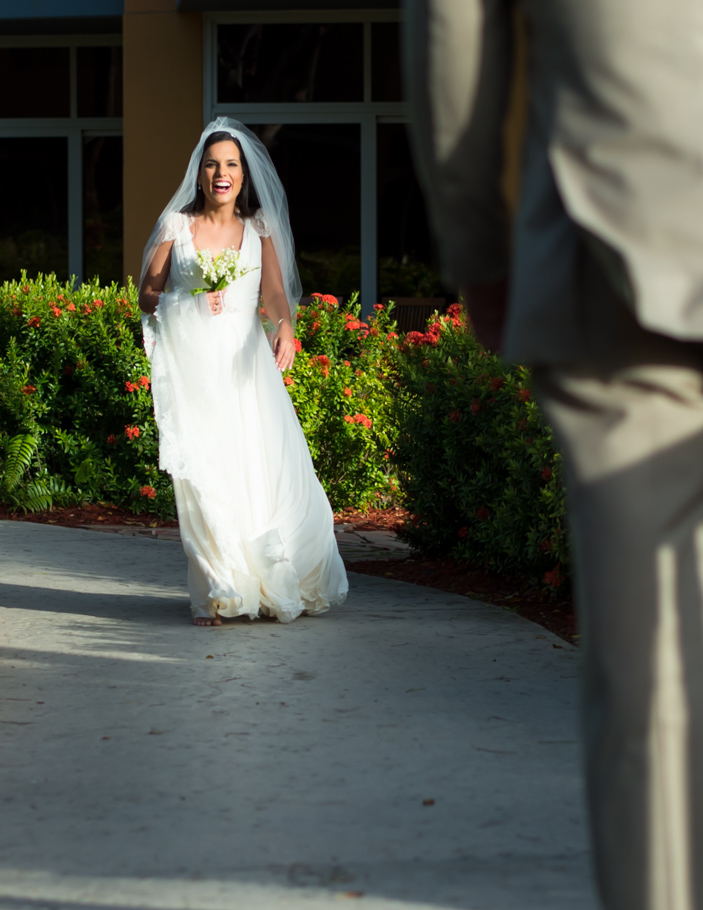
0, 0, 446, 313
0, 1, 525, 311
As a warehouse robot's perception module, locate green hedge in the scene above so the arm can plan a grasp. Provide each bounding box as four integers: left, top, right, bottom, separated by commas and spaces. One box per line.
0, 274, 568, 588
0, 275, 399, 517
388, 304, 569, 587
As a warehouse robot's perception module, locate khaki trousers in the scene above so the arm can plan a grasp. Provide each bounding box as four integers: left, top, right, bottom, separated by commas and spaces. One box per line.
535, 351, 703, 910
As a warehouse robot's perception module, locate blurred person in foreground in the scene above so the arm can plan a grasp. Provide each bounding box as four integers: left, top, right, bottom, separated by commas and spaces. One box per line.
404, 2, 703, 908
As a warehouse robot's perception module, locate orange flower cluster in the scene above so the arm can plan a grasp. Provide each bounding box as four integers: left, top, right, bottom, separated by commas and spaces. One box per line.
139, 485, 156, 499
125, 376, 150, 393
343, 413, 372, 428
124, 425, 140, 440
311, 354, 331, 377
27, 316, 41, 328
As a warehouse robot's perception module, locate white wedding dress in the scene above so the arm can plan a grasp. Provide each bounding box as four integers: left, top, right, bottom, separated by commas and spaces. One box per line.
144, 211, 348, 622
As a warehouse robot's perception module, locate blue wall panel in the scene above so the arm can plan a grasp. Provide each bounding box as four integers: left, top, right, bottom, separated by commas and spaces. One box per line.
0, 0, 123, 18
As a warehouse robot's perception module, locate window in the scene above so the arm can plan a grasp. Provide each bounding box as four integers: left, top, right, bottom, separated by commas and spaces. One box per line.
0, 37, 123, 284
206, 13, 441, 312
0, 137, 68, 282
0, 48, 70, 118
218, 24, 363, 104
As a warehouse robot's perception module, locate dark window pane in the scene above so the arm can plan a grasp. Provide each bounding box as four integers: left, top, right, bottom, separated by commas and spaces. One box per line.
377, 124, 443, 297
77, 47, 123, 117
218, 24, 363, 103
0, 48, 70, 118
251, 124, 360, 296
0, 137, 68, 281
372, 23, 402, 102
83, 135, 123, 284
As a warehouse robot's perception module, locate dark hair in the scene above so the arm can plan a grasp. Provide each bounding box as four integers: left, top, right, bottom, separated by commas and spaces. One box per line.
182, 131, 261, 216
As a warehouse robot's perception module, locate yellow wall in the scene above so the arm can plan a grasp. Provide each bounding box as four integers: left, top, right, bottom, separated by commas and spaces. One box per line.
123, 0, 203, 284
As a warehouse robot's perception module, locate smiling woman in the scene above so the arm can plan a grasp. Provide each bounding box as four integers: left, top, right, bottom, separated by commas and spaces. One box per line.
137, 117, 348, 628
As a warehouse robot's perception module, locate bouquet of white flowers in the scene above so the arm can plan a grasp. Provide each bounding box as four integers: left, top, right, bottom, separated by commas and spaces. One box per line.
190, 247, 258, 296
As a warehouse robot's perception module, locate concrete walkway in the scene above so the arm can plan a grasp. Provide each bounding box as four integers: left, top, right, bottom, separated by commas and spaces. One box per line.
0, 521, 598, 910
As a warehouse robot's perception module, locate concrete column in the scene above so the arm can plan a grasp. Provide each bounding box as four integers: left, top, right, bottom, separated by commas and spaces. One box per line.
123, 0, 203, 284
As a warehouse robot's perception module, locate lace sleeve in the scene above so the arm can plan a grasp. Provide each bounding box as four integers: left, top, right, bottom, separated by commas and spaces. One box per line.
159, 212, 188, 243
251, 209, 271, 238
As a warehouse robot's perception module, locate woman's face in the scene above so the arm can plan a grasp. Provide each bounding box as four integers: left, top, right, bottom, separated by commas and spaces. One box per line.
198, 139, 244, 208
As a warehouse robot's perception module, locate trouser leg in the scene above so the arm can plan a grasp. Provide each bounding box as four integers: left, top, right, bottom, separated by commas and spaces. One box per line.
534, 364, 703, 910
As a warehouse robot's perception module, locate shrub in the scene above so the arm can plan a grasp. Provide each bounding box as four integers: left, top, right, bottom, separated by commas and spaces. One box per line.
388, 303, 569, 586
0, 272, 172, 516
0, 277, 400, 516
286, 292, 399, 509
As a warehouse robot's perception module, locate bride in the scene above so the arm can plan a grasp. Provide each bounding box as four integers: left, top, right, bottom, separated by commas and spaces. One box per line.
138, 117, 348, 626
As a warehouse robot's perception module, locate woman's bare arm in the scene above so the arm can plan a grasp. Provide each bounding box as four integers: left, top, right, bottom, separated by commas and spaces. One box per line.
139, 241, 174, 315
261, 236, 296, 372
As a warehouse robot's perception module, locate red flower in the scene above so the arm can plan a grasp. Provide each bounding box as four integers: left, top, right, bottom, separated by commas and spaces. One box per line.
476, 506, 490, 521
311, 354, 330, 377
139, 485, 156, 499
125, 381, 137, 393
27, 316, 41, 327
22, 384, 36, 394
446, 302, 462, 319
107, 434, 116, 445
284, 376, 295, 386
388, 332, 398, 339
124, 425, 140, 440
458, 526, 468, 539
448, 409, 461, 423
67, 303, 76, 312
321, 294, 338, 306
51, 306, 62, 317
353, 413, 372, 428
517, 388, 531, 402
541, 467, 552, 481
57, 294, 64, 301
470, 399, 482, 414
344, 320, 362, 331
369, 326, 379, 337
21, 285, 30, 294
93, 298, 104, 308
344, 360, 351, 366
355, 369, 363, 377
311, 321, 321, 332
343, 415, 354, 424
294, 338, 302, 353
343, 387, 352, 397
543, 564, 564, 588
82, 304, 92, 315
488, 376, 505, 391
139, 375, 150, 388
311, 292, 322, 299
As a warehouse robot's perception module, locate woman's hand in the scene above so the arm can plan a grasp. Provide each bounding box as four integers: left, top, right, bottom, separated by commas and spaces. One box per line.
205, 289, 225, 316
272, 319, 296, 372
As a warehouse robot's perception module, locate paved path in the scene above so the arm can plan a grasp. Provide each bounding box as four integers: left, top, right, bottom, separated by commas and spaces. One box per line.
0, 521, 598, 910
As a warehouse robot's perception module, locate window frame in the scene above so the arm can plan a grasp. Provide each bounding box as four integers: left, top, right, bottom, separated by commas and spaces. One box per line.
0, 33, 123, 282
204, 10, 407, 313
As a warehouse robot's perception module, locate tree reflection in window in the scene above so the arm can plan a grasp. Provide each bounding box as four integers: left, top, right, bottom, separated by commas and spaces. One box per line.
218, 24, 363, 104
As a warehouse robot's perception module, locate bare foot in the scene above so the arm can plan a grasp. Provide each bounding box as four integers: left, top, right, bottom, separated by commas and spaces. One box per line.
192, 615, 222, 626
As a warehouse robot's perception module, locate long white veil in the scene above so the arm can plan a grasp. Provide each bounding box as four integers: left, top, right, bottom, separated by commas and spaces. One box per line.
140, 117, 301, 322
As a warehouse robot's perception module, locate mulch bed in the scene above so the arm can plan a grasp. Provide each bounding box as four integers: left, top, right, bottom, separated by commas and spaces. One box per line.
0, 502, 576, 644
